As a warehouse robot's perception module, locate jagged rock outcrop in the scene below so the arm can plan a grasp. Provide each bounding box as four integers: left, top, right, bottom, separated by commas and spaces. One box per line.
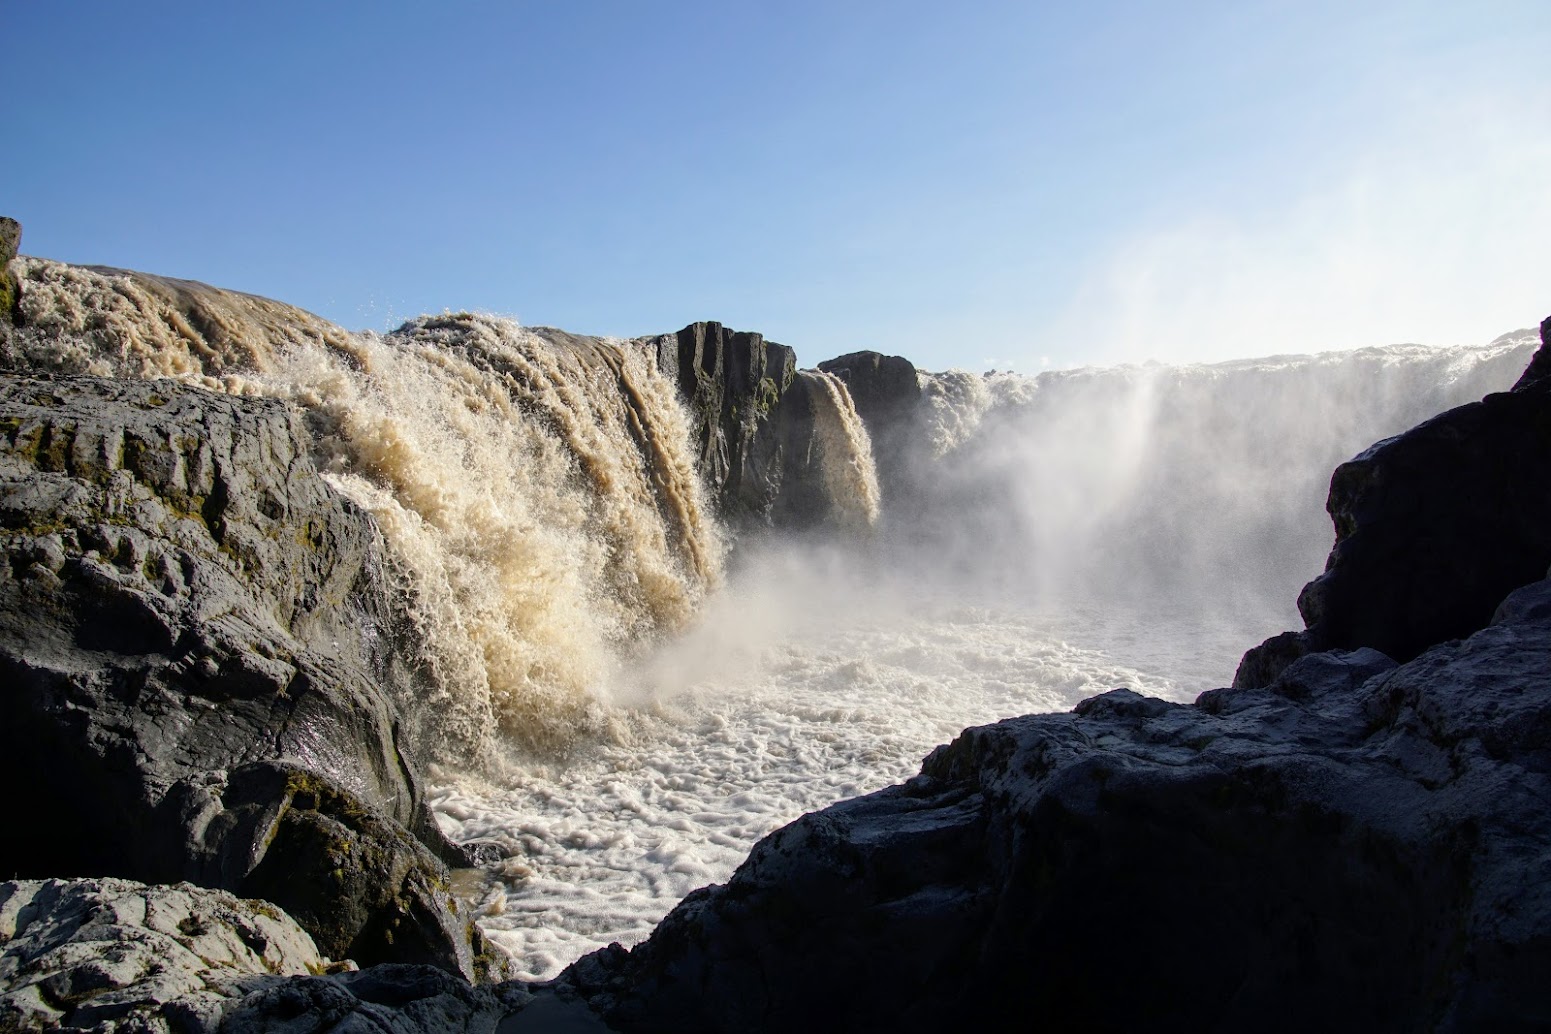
643, 322, 803, 529
0, 878, 545, 1034
1237, 315, 1551, 686
0, 878, 323, 1032
560, 578, 1551, 1031
0, 375, 499, 980
816, 350, 920, 501
1511, 314, 1551, 390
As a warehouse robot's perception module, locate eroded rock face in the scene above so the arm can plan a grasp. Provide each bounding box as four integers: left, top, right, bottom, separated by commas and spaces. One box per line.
1511, 314, 1551, 390
563, 580, 1551, 1031
643, 321, 801, 529
1294, 377, 1551, 664
0, 376, 495, 979
0, 877, 321, 1033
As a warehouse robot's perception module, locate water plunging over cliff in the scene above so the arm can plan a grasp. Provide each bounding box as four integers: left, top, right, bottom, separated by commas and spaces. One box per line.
797, 369, 881, 532
903, 338, 1538, 623
9, 254, 1540, 980
9, 259, 730, 759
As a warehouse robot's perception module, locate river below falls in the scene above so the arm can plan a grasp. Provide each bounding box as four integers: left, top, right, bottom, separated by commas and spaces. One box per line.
430, 556, 1284, 980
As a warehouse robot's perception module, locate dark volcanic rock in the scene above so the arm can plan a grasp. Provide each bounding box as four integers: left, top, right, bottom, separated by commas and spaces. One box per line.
1295, 377, 1551, 663
0, 376, 496, 979
563, 580, 1551, 1032
644, 321, 800, 529
1237, 320, 1551, 685
0, 877, 537, 1033
217, 964, 531, 1034
1511, 314, 1551, 390
816, 350, 920, 500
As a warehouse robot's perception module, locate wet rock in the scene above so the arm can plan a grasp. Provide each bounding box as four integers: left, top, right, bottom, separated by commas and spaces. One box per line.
0, 877, 321, 1033
0, 376, 498, 979
563, 580, 1551, 1031
643, 321, 802, 529
816, 350, 920, 501
0, 217, 19, 353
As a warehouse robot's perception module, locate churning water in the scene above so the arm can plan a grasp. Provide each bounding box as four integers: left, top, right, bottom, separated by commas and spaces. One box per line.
10, 256, 1536, 978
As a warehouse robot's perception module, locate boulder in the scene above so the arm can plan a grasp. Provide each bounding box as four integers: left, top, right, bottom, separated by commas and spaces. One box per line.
217, 964, 532, 1034
0, 878, 536, 1034
1294, 377, 1551, 663
1237, 317, 1551, 685
0, 877, 322, 1033
561, 579, 1551, 1031
0, 375, 498, 979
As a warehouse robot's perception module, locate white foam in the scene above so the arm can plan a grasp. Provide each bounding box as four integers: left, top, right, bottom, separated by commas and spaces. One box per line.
431, 552, 1251, 980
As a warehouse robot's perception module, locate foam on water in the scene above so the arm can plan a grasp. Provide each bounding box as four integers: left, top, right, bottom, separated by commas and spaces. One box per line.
429, 551, 1228, 980
12, 255, 1541, 981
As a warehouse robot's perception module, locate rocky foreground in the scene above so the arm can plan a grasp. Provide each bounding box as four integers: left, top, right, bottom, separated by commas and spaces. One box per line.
1, 219, 1548, 1031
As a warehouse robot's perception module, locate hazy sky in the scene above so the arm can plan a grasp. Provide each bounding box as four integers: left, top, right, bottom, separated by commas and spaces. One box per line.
6, 1, 1548, 370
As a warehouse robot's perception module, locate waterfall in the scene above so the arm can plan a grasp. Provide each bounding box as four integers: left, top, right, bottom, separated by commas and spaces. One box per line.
9, 258, 726, 760
798, 369, 882, 531
907, 334, 1538, 620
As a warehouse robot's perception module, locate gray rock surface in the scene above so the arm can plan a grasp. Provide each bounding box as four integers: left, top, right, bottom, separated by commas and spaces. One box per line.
218, 964, 533, 1034
0, 375, 497, 979
0, 217, 19, 355
560, 578, 1551, 1031
0, 878, 544, 1034
0, 877, 321, 1033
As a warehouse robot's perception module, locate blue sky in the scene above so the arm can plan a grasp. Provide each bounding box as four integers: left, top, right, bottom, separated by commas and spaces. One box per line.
6, 1, 1549, 370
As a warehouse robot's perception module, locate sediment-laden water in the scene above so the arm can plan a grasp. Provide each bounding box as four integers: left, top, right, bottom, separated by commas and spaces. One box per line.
10, 255, 1536, 978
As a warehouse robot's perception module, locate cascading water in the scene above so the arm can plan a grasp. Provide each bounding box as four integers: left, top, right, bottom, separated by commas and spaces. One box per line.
798, 369, 882, 531
905, 338, 1538, 625
9, 258, 726, 759
10, 255, 1539, 979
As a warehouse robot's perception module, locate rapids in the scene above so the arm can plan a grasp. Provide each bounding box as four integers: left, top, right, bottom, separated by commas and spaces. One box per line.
8, 255, 1537, 978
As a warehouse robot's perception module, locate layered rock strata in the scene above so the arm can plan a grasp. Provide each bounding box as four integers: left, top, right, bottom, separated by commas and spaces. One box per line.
641, 321, 801, 528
